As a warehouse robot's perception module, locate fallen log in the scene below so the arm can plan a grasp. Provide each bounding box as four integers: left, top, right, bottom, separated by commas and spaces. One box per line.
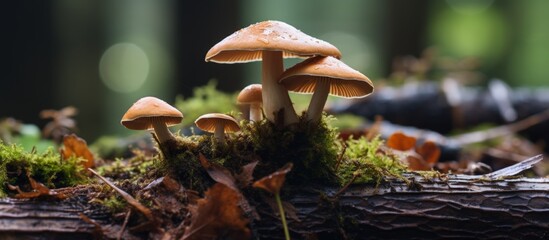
0, 160, 547, 240
254, 173, 549, 240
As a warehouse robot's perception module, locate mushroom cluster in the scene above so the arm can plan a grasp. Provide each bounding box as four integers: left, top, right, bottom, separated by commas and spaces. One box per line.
119, 20, 374, 155
207, 20, 374, 126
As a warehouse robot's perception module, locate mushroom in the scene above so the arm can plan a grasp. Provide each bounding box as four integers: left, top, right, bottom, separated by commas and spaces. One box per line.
121, 96, 183, 144
194, 113, 240, 143
205, 20, 341, 126
237, 84, 263, 122
279, 56, 374, 123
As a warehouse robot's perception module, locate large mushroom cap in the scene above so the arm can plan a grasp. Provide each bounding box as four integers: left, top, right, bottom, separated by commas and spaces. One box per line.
194, 113, 240, 133
121, 96, 183, 130
205, 20, 342, 63
237, 84, 263, 104
279, 56, 374, 98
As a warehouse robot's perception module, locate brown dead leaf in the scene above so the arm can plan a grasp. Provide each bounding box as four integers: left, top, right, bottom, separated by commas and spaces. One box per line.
253, 163, 293, 195
41, 106, 78, 143
387, 132, 416, 151
406, 156, 432, 171
416, 141, 441, 164
7, 173, 66, 199
198, 153, 238, 191
183, 183, 251, 240
235, 160, 259, 188
61, 133, 94, 168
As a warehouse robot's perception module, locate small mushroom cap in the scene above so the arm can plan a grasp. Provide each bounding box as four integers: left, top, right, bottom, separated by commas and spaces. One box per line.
237, 84, 263, 104
279, 56, 374, 98
205, 20, 341, 63
194, 113, 240, 133
121, 96, 183, 130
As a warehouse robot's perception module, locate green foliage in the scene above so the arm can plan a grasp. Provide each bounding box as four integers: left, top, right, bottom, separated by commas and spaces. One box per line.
0, 142, 88, 197
174, 80, 239, 127
338, 136, 407, 186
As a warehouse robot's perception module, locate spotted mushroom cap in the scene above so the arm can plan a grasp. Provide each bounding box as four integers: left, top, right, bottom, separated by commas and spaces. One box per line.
205, 20, 341, 63
279, 56, 374, 98
121, 96, 183, 130
194, 113, 240, 133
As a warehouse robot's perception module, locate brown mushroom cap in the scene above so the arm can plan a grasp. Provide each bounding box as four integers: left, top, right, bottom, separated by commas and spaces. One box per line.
205, 20, 342, 63
279, 56, 374, 98
121, 96, 183, 130
237, 84, 263, 104
194, 113, 240, 133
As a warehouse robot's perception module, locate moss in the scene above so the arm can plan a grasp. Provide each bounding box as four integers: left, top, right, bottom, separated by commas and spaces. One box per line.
0, 141, 88, 197
240, 113, 341, 185
102, 195, 127, 214
337, 135, 407, 186
157, 135, 212, 191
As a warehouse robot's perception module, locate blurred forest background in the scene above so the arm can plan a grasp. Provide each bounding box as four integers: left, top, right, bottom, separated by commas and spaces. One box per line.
1, 0, 548, 142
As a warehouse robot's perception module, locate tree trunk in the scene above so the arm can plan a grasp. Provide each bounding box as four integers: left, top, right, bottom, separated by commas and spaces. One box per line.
0, 175, 547, 240
253, 174, 549, 240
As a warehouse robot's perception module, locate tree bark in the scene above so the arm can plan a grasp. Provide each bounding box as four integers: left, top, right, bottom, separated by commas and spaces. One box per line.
253, 174, 549, 240
0, 174, 547, 240
0, 188, 109, 240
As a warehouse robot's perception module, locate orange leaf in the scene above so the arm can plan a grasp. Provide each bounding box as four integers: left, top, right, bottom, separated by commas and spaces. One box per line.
387, 132, 416, 151
416, 141, 441, 164
253, 163, 293, 195
183, 183, 250, 240
61, 134, 94, 168
406, 156, 432, 171
7, 174, 66, 199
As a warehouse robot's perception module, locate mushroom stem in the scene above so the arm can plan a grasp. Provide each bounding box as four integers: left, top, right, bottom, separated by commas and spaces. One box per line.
214, 121, 225, 142
262, 51, 298, 126
307, 79, 330, 123
151, 120, 174, 144
249, 103, 263, 122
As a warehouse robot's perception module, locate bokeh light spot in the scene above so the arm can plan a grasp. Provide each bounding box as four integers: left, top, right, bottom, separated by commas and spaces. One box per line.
99, 43, 150, 93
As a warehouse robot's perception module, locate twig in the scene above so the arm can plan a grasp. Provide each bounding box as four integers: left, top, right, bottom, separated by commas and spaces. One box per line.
449, 108, 549, 145
88, 168, 155, 222
334, 143, 347, 172
335, 173, 359, 197
484, 154, 543, 179
117, 209, 132, 240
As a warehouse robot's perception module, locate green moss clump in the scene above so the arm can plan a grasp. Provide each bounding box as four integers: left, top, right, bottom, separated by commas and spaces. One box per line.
156, 135, 211, 191
241, 114, 341, 185
337, 136, 407, 186
0, 142, 88, 197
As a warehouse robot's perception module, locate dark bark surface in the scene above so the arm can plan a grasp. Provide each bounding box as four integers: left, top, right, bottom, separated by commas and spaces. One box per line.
254, 174, 549, 240
0, 192, 109, 240
0, 174, 547, 240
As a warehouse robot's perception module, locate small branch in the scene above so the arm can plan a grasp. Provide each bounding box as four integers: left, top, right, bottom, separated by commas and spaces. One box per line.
449, 108, 549, 145
484, 154, 543, 179
88, 168, 155, 223
117, 209, 132, 240
335, 173, 359, 197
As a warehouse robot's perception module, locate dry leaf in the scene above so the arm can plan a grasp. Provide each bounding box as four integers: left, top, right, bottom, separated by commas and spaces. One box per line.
253, 163, 293, 195
183, 183, 251, 240
235, 160, 259, 188
7, 174, 66, 199
61, 133, 94, 168
387, 132, 416, 151
198, 153, 238, 191
416, 141, 441, 164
